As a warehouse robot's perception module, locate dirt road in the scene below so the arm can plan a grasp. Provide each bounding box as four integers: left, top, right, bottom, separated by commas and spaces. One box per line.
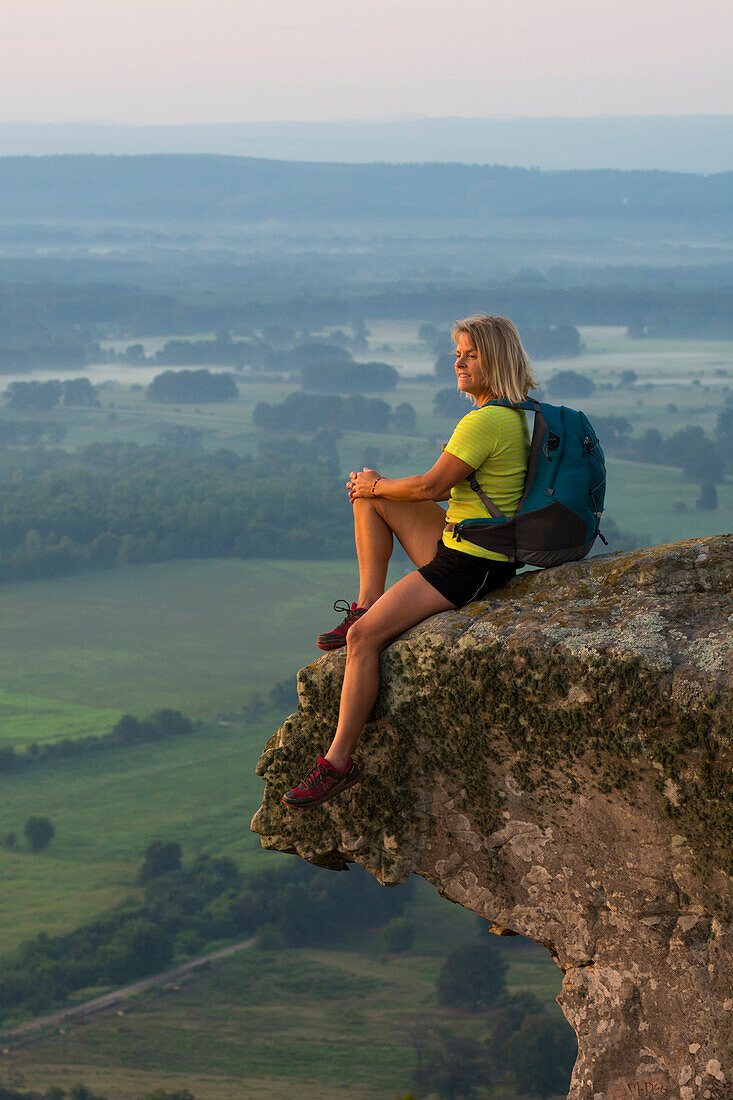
0, 936, 254, 1048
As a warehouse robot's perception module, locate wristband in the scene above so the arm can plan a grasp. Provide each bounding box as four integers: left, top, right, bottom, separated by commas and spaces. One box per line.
371, 477, 383, 496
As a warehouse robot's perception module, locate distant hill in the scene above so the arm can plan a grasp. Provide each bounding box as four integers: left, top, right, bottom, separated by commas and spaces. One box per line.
0, 154, 730, 223
0, 115, 731, 173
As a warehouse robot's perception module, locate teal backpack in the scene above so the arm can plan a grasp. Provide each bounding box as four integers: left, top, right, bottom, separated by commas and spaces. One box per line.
449, 398, 607, 567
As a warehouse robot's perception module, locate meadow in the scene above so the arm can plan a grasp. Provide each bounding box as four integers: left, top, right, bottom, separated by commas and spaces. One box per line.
0, 559, 365, 717
0, 716, 277, 951
1, 323, 730, 960
0, 322, 730, 1098
20, 323, 733, 450
1, 884, 564, 1100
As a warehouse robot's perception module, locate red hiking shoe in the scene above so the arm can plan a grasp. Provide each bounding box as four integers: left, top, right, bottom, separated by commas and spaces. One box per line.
282, 757, 361, 809
316, 599, 366, 651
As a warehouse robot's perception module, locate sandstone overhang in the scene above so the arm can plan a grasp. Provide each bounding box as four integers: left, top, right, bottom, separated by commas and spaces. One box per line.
252, 534, 733, 1100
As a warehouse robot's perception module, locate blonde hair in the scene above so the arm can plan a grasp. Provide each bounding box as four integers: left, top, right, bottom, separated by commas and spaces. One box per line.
451, 315, 537, 405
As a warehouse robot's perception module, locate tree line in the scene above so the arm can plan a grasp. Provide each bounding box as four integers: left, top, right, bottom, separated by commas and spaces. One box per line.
253, 392, 415, 433
0, 419, 66, 445
593, 411, 731, 509
0, 835, 576, 1100
0, 709, 194, 775
415, 933, 576, 1100
1, 279, 730, 343
1, 154, 728, 221
0, 439, 352, 583
4, 378, 99, 411
0, 1083, 193, 1100
0, 403, 725, 586
0, 844, 413, 1025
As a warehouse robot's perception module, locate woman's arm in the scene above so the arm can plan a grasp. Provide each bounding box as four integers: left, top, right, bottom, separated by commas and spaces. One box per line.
348, 450, 474, 503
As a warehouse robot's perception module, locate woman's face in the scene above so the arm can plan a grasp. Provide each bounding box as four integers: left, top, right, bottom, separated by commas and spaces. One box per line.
454, 333, 488, 402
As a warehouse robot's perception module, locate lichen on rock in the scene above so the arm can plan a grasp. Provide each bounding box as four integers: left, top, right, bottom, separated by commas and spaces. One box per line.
251, 533, 733, 1099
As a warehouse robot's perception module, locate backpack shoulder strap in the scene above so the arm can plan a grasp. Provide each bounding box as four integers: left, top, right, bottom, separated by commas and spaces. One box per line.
484, 397, 542, 413
466, 397, 543, 518
467, 475, 505, 518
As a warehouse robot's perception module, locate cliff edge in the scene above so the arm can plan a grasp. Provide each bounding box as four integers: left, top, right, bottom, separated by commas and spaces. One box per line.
251, 534, 732, 1100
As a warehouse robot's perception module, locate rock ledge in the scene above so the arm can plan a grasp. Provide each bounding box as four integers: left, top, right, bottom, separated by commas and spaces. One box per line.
252, 535, 733, 1100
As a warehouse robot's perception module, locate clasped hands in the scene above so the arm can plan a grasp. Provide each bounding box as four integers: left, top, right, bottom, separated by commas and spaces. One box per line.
347, 467, 381, 502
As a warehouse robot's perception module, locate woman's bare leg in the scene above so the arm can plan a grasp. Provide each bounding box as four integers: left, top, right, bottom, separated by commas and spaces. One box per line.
353, 497, 447, 608
326, 570, 454, 770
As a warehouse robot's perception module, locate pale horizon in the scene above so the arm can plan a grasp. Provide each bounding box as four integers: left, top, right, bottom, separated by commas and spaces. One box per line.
1, 0, 731, 126
4, 111, 732, 126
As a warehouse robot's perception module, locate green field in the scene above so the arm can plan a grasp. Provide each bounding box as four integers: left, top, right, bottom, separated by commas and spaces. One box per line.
0, 555, 411, 951
0, 559, 369, 718
0, 886, 565, 1100
0, 485, 729, 950
605, 457, 733, 545
0, 691, 122, 749
0, 325, 730, 1097
16, 325, 733, 456
0, 718, 278, 952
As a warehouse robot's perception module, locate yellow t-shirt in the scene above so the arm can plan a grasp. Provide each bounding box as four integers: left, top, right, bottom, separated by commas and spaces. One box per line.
442, 404, 530, 561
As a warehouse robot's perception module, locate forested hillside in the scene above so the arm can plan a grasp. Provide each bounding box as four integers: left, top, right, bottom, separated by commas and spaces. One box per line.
0, 155, 730, 221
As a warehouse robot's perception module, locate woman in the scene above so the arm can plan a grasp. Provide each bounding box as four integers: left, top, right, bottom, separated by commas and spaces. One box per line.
283, 315, 537, 809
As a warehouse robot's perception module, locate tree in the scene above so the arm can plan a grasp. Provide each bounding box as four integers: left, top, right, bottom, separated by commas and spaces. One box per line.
382, 917, 415, 954
68, 1086, 108, 1100
392, 402, 416, 433
24, 815, 55, 851
436, 942, 508, 1011
546, 369, 595, 398
158, 425, 203, 451
138, 840, 182, 883
487, 991, 545, 1073
715, 399, 733, 460
301, 360, 398, 393
254, 392, 392, 433
590, 416, 631, 451
504, 1013, 577, 1098
123, 343, 148, 363
418, 321, 439, 345
434, 352, 456, 380
4, 380, 62, 412
433, 387, 471, 420
673, 427, 725, 485
287, 341, 352, 368
63, 378, 100, 407
139, 1091, 196, 1100
147, 369, 238, 404
269, 677, 299, 711
99, 918, 173, 984
351, 317, 369, 350
523, 324, 582, 359
412, 1027, 488, 1100
696, 483, 718, 510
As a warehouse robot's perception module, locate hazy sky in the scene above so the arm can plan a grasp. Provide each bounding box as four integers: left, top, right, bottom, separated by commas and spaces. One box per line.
2, 0, 731, 124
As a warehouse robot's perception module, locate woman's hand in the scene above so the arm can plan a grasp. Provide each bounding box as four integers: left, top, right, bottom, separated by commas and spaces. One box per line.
347, 467, 381, 502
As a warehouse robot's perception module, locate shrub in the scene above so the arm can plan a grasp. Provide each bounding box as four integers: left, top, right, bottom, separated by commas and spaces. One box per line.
138, 841, 182, 884
504, 1012, 577, 1098
148, 369, 237, 404
433, 387, 471, 419
382, 917, 415, 955
546, 369, 595, 398
436, 942, 508, 1011
24, 816, 55, 851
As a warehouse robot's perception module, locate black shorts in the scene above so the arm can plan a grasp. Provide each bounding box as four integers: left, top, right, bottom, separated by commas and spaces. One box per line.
418, 539, 516, 608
